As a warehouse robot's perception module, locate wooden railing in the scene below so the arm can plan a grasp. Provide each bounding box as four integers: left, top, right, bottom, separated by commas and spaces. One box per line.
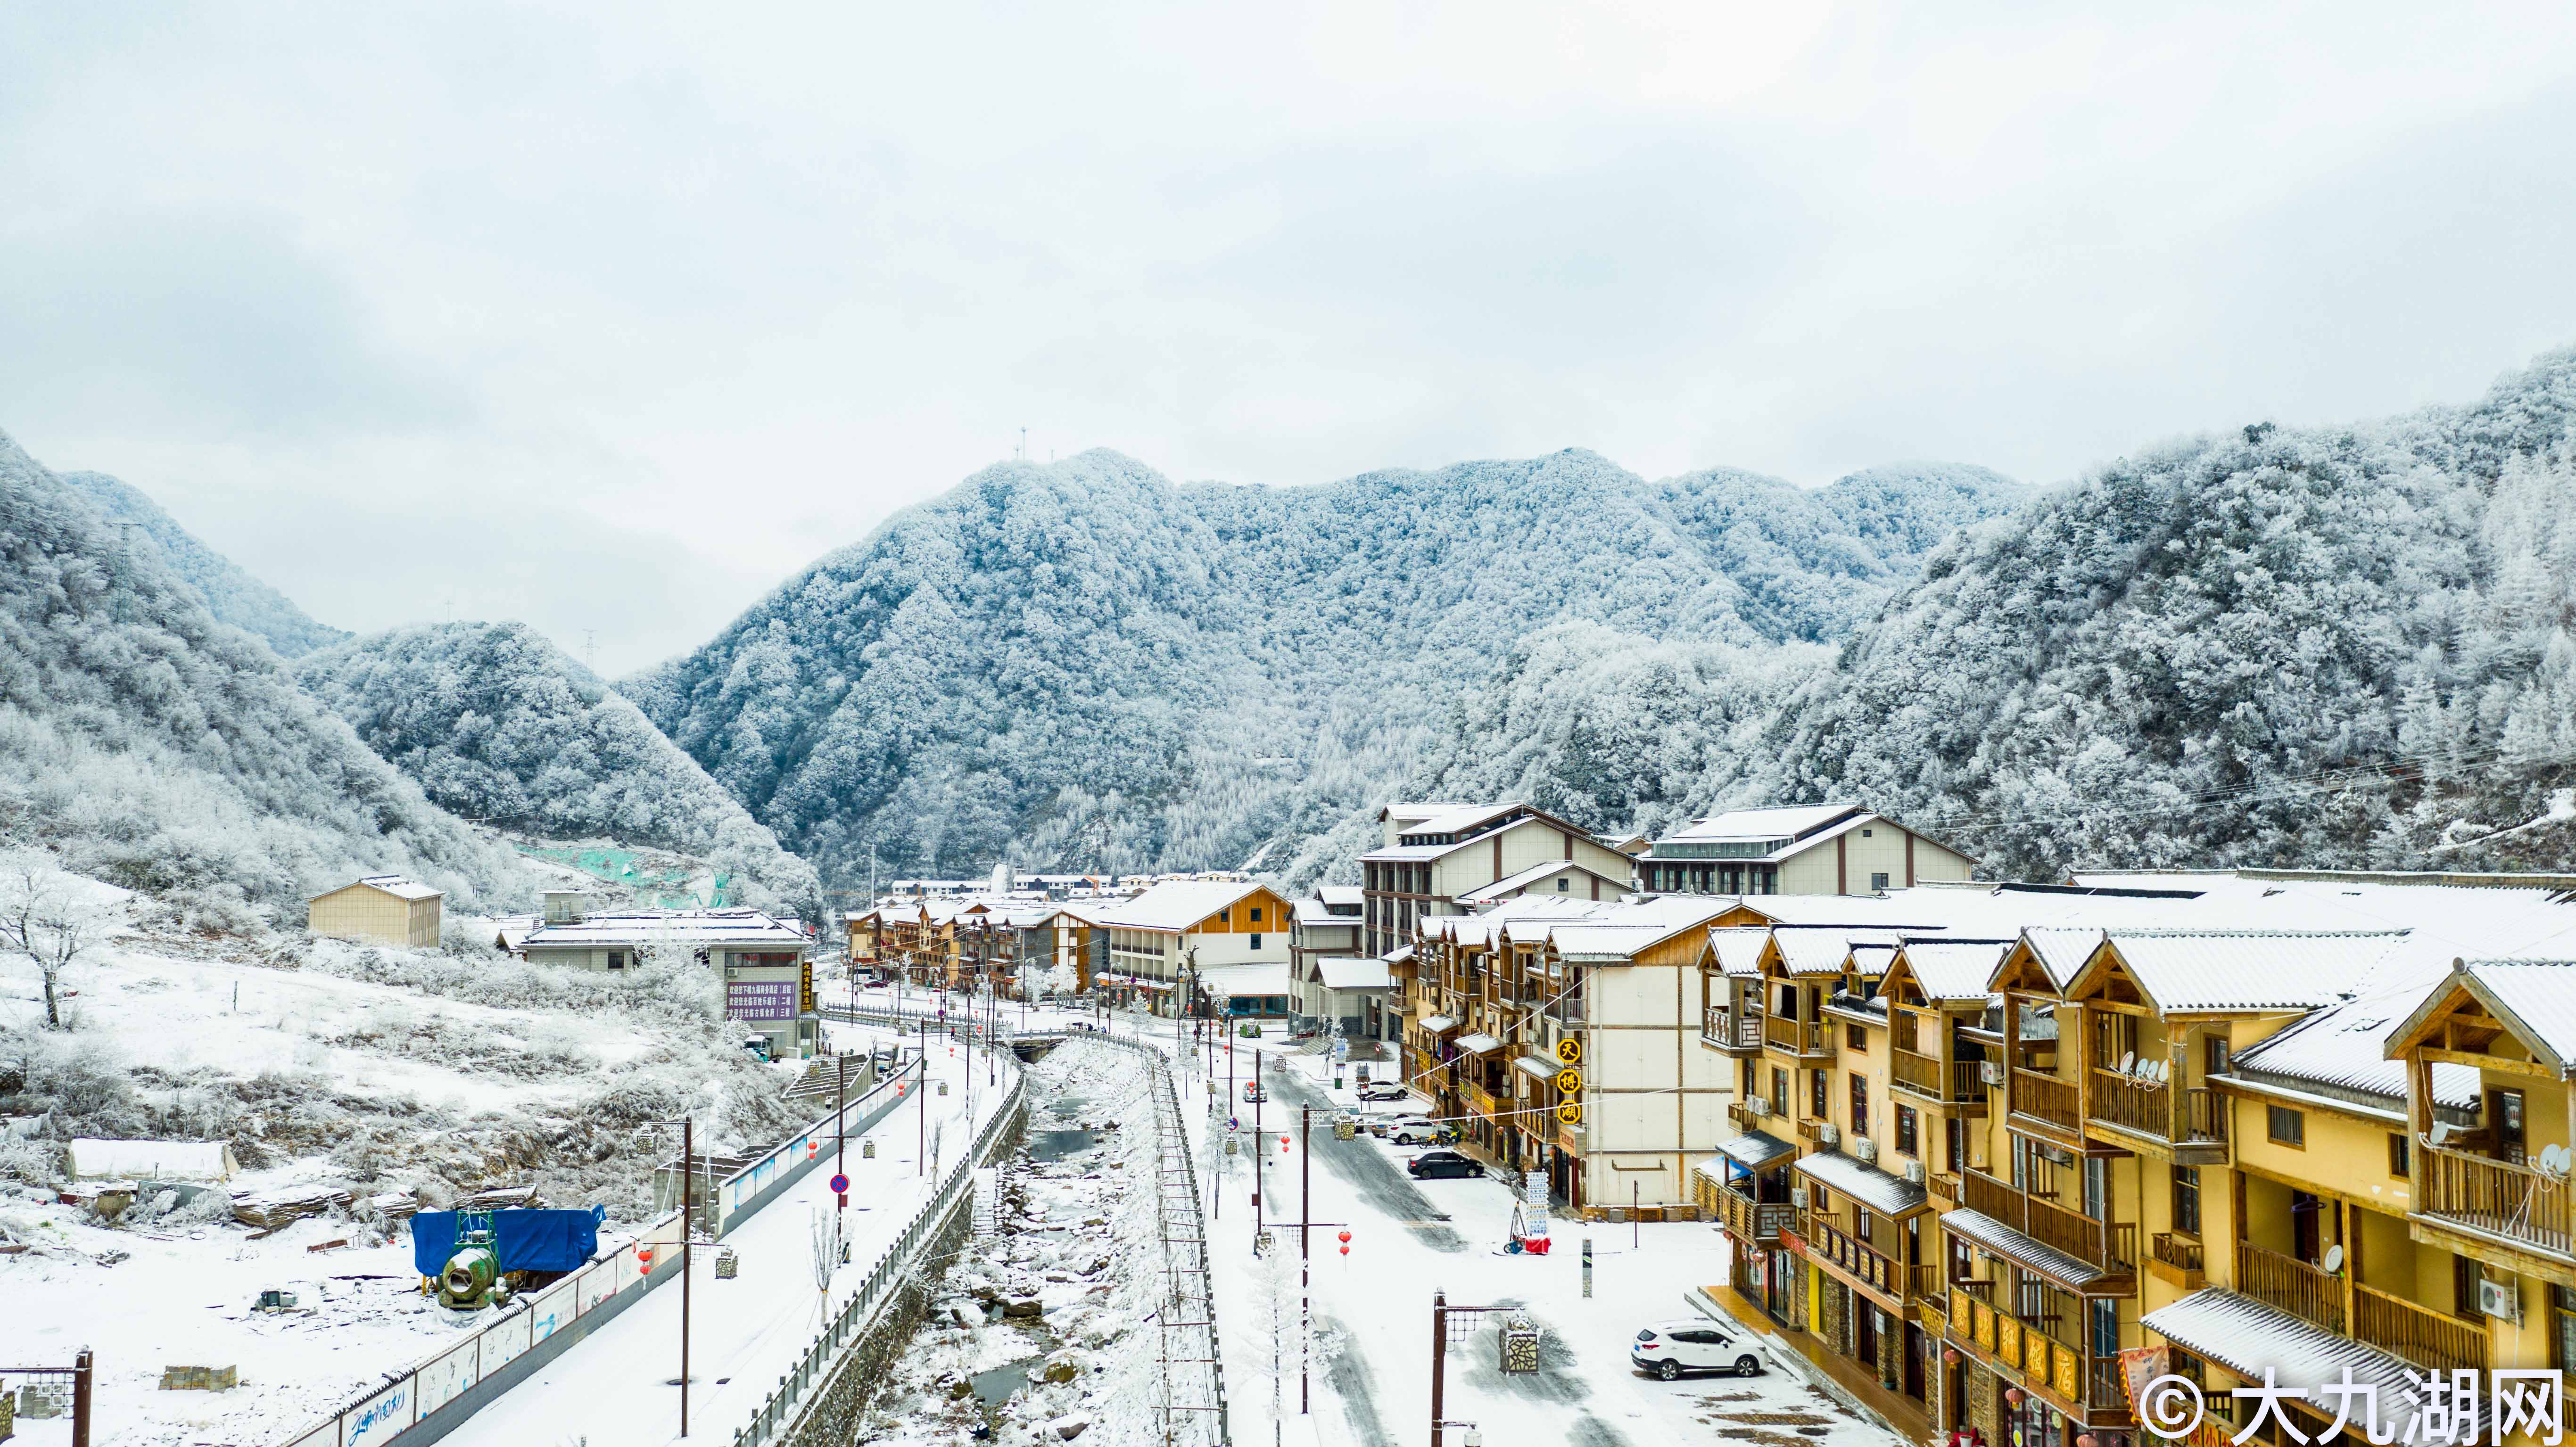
1702, 1004, 1763, 1050
2150, 1232, 2204, 1275
2090, 1072, 2229, 1148
1926, 1171, 1961, 1206
2420, 1144, 2572, 1257
1765, 1014, 1829, 1056
2083, 1356, 2133, 1416
2009, 1069, 2081, 1131
2236, 1240, 2344, 1335
1960, 1168, 2136, 1275
2354, 1281, 2489, 1376
1893, 1048, 1980, 1102
1720, 1186, 1795, 1242
1806, 1214, 1900, 1297
1907, 1263, 1946, 1303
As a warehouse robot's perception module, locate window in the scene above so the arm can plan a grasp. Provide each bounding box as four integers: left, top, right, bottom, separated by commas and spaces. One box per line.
2266, 1105, 2306, 1147
2553, 1286, 2576, 1370
1895, 1104, 1919, 1157
2171, 1166, 2201, 1236
2204, 1035, 2231, 1080
1870, 871, 1890, 891
607, 950, 627, 971
1219, 909, 1230, 925
1946, 1116, 1966, 1173
1249, 933, 1263, 950
2388, 1133, 2411, 1179
2455, 1257, 2485, 1320
1846, 1023, 1867, 1050
1849, 1072, 1869, 1132
1862, 828, 1874, 837
1249, 907, 1262, 922
1557, 877, 1569, 892
1811, 1069, 1829, 1117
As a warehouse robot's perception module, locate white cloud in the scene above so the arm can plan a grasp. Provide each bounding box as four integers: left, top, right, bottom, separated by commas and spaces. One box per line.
5, 1, 2575, 673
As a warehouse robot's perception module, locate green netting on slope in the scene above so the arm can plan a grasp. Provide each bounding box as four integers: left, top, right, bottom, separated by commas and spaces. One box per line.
514, 845, 734, 908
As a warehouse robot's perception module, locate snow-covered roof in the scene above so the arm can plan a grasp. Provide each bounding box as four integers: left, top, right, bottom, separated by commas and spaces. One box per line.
1198, 962, 1291, 998
1418, 1014, 1458, 1034
1791, 1150, 1929, 1217
1771, 926, 1903, 976
1294, 899, 1361, 928
1847, 944, 1897, 976
1380, 801, 1471, 823
1316, 958, 1393, 991
1455, 859, 1628, 904
1706, 927, 1774, 978
2015, 927, 2103, 990
1939, 1209, 2111, 1290
1656, 804, 1864, 845
2143, 1290, 2473, 1442
1382, 945, 1417, 965
1091, 880, 1273, 933
1707, 1131, 1797, 1171
2234, 959, 2484, 1110
1454, 1032, 1504, 1055
520, 908, 809, 950
1318, 885, 1363, 906
1514, 1054, 1560, 1084
1892, 940, 2011, 1001
2447, 960, 2576, 1074
67, 1138, 236, 1183
1399, 803, 1524, 838
317, 874, 441, 903
2083, 930, 2406, 1012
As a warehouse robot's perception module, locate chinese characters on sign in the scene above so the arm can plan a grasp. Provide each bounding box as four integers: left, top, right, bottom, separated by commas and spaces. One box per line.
2134, 1367, 2560, 1446
726, 980, 799, 1021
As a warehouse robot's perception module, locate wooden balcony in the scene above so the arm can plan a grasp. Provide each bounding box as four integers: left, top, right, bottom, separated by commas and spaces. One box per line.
2147, 1231, 2205, 1289
1701, 1004, 1764, 1053
2418, 1144, 2572, 1259
1461, 1081, 1499, 1118
1805, 1213, 1901, 1298
1718, 1187, 1796, 1243
2007, 1069, 2082, 1135
1945, 1283, 2133, 1425
2086, 1072, 2229, 1161
1960, 1168, 2138, 1279
2353, 1281, 2489, 1376
1926, 1171, 1961, 1207
1891, 1048, 1985, 1106
1764, 1014, 1833, 1059
2236, 1240, 2344, 1335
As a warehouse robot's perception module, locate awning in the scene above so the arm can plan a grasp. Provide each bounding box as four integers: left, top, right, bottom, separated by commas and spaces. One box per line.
1790, 1150, 1930, 1217
1418, 1014, 1458, 1035
1199, 962, 1292, 998
1939, 1209, 2113, 1291
1512, 1055, 1560, 1084
1454, 1032, 1504, 1055
1383, 945, 1417, 965
2144, 1290, 2473, 1442
1708, 1131, 1797, 1171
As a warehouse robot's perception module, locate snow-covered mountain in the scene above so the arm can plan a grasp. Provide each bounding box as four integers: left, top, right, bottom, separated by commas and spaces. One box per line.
1407, 346, 2576, 879
60, 469, 347, 658
294, 621, 822, 912
625, 451, 2025, 885
0, 432, 527, 915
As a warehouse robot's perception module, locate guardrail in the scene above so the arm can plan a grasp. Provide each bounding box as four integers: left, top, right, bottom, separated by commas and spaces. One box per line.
275, 1049, 925, 1447
738, 1064, 1027, 1446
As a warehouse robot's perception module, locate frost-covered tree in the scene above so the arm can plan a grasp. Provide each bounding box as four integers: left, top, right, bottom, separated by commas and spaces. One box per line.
0, 855, 105, 1029
294, 621, 819, 913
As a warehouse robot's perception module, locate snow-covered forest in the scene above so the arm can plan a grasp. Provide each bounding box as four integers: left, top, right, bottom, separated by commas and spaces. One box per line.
0, 432, 527, 917
625, 452, 2024, 885
295, 621, 821, 912
1404, 346, 2576, 879
62, 467, 350, 659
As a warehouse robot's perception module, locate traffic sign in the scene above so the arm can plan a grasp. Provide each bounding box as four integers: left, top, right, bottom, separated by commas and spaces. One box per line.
829, 1173, 849, 1193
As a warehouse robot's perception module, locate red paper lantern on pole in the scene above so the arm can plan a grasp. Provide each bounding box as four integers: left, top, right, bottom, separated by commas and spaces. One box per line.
637, 1246, 654, 1269
2005, 1388, 2025, 1407
1338, 1230, 1352, 1244
1943, 1348, 1963, 1366
1338, 1245, 1348, 1256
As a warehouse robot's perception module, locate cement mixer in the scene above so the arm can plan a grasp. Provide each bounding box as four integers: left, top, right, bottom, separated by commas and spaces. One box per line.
413, 1205, 605, 1308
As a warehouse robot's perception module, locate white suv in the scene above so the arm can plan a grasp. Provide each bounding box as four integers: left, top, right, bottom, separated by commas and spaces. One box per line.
1631, 1320, 1762, 1381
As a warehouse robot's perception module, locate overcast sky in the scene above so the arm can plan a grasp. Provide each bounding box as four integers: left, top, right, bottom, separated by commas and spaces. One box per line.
6, 3, 2576, 674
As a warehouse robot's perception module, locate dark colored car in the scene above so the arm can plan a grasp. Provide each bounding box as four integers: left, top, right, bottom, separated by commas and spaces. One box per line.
1406, 1150, 1484, 1180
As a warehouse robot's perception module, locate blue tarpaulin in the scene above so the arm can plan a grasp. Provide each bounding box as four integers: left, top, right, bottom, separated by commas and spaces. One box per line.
412, 1206, 606, 1276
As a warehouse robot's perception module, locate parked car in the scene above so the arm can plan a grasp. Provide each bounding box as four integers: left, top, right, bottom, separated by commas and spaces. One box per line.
1405, 1150, 1484, 1180
1385, 1119, 1456, 1146
1242, 1081, 1266, 1103
1355, 1082, 1411, 1102
1631, 1321, 1762, 1381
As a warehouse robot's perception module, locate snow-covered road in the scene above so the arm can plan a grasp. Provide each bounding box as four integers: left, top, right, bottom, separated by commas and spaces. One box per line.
435, 1020, 1014, 1447
1202, 1038, 1910, 1447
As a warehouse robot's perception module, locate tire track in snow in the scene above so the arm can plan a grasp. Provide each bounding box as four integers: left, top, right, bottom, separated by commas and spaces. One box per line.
1267, 1065, 1469, 1253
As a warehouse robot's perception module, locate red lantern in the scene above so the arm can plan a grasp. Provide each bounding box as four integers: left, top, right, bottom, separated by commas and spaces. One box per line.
1338, 1230, 1352, 1244
2077, 1435, 2099, 1447
1943, 1348, 1963, 1366
637, 1247, 654, 1268
2006, 1389, 2025, 1407
807, 1141, 820, 1159
1279, 1135, 1289, 1149
1338, 1245, 1349, 1256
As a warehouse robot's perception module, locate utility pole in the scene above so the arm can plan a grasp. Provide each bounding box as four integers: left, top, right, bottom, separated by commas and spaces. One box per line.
835, 1052, 848, 1216
681, 1114, 694, 1437
1300, 1104, 1312, 1414
1429, 1291, 1447, 1447
1252, 1066, 1264, 1245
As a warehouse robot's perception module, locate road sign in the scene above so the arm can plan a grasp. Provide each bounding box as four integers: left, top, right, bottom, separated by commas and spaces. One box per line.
829, 1173, 849, 1193
1553, 1067, 1582, 1095
1554, 1037, 1581, 1065
1582, 1236, 1593, 1298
